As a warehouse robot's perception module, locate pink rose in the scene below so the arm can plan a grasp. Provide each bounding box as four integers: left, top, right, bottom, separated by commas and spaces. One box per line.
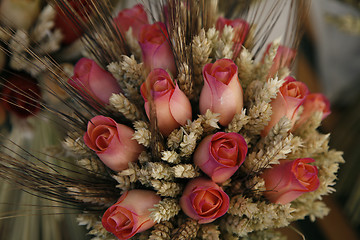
199, 58, 243, 126
294, 93, 331, 129
68, 58, 121, 105
193, 132, 248, 183
216, 17, 249, 56
180, 177, 229, 224
262, 44, 297, 78
261, 158, 320, 204
262, 76, 308, 137
140, 68, 192, 136
83, 116, 144, 171
102, 190, 161, 240
114, 4, 149, 39
138, 22, 176, 76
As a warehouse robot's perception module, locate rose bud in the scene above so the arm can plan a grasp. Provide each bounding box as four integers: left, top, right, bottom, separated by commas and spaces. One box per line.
140, 68, 192, 136
199, 58, 243, 126
180, 177, 229, 224
138, 22, 176, 76
68, 58, 121, 105
294, 93, 331, 129
216, 17, 249, 56
114, 4, 149, 39
261, 158, 320, 204
194, 132, 248, 183
0, 0, 41, 30
54, 0, 92, 44
1, 73, 41, 118
262, 43, 297, 78
262, 76, 308, 137
83, 115, 144, 172
102, 190, 161, 240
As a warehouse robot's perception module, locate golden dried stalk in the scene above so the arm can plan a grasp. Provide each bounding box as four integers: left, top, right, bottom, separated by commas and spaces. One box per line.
172, 164, 199, 178
161, 150, 181, 164
151, 180, 182, 197
150, 198, 181, 223
149, 221, 174, 240
198, 224, 221, 240
171, 218, 199, 240
109, 93, 142, 121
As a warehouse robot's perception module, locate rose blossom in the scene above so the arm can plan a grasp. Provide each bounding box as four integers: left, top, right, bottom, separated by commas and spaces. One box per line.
54, 0, 91, 44
262, 76, 308, 136
102, 190, 161, 239
68, 58, 121, 105
140, 68, 192, 136
261, 158, 320, 204
216, 17, 249, 56
193, 132, 248, 183
138, 22, 176, 76
262, 44, 297, 78
1, 73, 41, 118
83, 116, 143, 171
180, 177, 229, 224
294, 93, 331, 129
199, 58, 243, 126
0, 103, 6, 126
114, 4, 149, 39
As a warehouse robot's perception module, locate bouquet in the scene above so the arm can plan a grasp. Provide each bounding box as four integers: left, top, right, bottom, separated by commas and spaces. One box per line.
0, 0, 344, 239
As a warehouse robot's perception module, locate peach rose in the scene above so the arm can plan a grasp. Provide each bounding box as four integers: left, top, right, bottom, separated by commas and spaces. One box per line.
102, 190, 161, 240
138, 22, 176, 76
68, 58, 121, 105
199, 58, 243, 126
1, 73, 41, 118
262, 76, 308, 136
180, 177, 229, 224
262, 44, 297, 78
114, 4, 149, 39
216, 17, 249, 56
83, 116, 143, 171
262, 158, 320, 204
193, 132, 248, 183
294, 93, 331, 129
140, 68, 192, 136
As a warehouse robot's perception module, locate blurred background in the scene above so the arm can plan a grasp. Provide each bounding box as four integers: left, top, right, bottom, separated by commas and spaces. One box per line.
291, 0, 360, 239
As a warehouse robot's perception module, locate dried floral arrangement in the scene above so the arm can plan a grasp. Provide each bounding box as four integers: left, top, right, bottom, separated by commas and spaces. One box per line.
0, 0, 344, 239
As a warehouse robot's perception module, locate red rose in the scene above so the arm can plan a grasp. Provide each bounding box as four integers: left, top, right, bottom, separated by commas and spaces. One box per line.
54, 0, 91, 44
261, 158, 320, 204
200, 58, 244, 126
83, 116, 144, 172
102, 190, 161, 239
262, 76, 308, 136
140, 68, 192, 136
180, 177, 229, 224
194, 132, 248, 183
216, 17, 250, 56
138, 22, 176, 76
68, 58, 121, 105
262, 44, 297, 78
114, 4, 149, 39
1, 73, 41, 118
294, 93, 331, 129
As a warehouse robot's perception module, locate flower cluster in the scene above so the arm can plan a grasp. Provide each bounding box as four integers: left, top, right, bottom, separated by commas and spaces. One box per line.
55, 2, 341, 240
